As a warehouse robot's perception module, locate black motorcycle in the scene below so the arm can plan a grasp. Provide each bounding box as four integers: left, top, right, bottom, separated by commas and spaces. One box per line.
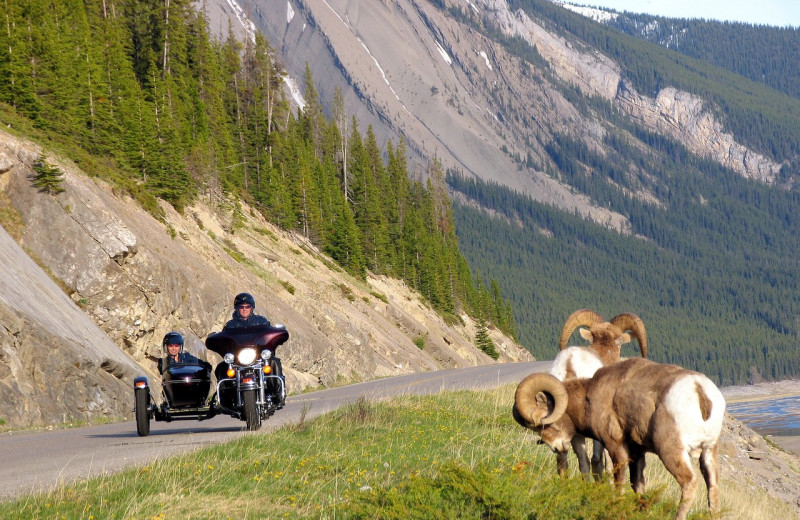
134, 324, 288, 435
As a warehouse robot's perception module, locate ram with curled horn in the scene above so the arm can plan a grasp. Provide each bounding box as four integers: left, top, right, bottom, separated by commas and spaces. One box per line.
546, 309, 648, 478
513, 358, 725, 520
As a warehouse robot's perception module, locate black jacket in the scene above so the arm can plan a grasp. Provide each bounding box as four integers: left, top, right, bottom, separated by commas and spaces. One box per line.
159, 352, 210, 374
223, 311, 270, 330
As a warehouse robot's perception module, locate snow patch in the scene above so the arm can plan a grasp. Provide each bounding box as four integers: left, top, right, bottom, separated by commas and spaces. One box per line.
478, 50, 492, 70
555, 1, 618, 23
225, 0, 257, 43
287, 1, 295, 24
459, 0, 479, 16
284, 75, 306, 110
436, 41, 452, 65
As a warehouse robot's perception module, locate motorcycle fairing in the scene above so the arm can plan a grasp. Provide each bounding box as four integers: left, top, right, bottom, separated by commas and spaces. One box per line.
205, 324, 289, 357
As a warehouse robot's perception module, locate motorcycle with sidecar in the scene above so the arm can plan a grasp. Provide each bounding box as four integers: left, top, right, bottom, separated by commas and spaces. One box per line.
134, 324, 288, 436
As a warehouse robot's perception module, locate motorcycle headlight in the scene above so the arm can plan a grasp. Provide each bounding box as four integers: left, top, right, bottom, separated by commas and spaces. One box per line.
261, 349, 272, 361
224, 353, 235, 364
238, 348, 257, 365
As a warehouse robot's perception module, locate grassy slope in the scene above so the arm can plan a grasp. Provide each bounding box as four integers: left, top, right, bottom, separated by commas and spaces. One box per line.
0, 388, 791, 519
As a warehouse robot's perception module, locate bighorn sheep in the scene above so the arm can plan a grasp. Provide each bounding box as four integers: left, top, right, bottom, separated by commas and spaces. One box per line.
549, 309, 648, 477
513, 358, 725, 520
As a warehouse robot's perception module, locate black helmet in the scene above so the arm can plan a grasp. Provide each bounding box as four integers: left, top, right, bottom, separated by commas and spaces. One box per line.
234, 292, 255, 308
163, 331, 184, 351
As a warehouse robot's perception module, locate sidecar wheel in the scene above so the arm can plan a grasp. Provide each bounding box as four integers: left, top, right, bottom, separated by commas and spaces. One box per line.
243, 389, 261, 431
135, 388, 151, 437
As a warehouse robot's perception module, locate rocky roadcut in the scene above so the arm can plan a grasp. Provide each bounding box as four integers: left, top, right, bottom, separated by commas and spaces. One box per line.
0, 129, 532, 430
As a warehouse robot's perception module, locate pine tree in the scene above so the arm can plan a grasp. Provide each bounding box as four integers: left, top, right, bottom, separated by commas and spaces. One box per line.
301, 62, 325, 158
332, 86, 349, 202
0, 0, 42, 121
475, 322, 499, 360
32, 157, 65, 195
325, 201, 365, 279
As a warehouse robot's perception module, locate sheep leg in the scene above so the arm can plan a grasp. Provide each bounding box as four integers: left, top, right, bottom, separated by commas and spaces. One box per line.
606, 444, 630, 492
570, 434, 591, 477
556, 451, 569, 476
699, 444, 720, 512
628, 451, 646, 494
660, 450, 698, 520
590, 439, 606, 480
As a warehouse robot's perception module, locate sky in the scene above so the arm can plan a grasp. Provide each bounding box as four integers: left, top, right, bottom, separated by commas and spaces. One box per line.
571, 0, 800, 28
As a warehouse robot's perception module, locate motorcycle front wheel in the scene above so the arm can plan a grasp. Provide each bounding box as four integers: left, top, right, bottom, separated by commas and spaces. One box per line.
135, 388, 151, 437
243, 389, 262, 431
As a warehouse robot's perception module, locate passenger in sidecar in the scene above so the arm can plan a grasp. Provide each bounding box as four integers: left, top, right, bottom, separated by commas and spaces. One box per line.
134, 332, 216, 436
158, 331, 212, 408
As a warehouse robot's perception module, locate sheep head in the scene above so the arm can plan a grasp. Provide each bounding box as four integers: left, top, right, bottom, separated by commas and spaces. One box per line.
513, 372, 569, 427
559, 309, 648, 359
513, 372, 574, 453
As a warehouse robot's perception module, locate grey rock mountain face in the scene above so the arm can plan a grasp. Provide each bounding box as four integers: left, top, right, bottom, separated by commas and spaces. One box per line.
212, 0, 782, 234
0, 129, 531, 429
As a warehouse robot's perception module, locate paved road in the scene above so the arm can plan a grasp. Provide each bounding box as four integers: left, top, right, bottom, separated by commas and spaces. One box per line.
0, 360, 549, 501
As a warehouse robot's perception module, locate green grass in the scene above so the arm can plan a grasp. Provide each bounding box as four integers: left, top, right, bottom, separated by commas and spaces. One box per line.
0, 388, 791, 519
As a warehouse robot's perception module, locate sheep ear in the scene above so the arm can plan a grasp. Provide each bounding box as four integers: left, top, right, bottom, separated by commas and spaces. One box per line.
615, 332, 631, 346
579, 328, 593, 341
533, 391, 553, 421
535, 391, 550, 408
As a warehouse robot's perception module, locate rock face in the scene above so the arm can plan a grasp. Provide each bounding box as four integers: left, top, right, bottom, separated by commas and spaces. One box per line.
719, 413, 800, 517
0, 129, 532, 429
214, 0, 783, 236
616, 85, 781, 184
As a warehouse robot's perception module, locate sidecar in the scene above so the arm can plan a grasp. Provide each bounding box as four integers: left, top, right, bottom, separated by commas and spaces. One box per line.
133, 324, 290, 436
134, 360, 215, 437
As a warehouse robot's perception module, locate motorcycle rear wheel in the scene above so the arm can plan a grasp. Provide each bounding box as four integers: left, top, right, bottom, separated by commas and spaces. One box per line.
135, 388, 151, 437
243, 389, 262, 431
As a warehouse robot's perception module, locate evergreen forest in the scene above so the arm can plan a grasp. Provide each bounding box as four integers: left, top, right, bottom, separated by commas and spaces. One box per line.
429, 0, 800, 385
449, 141, 800, 386
603, 13, 800, 102
0, 0, 514, 342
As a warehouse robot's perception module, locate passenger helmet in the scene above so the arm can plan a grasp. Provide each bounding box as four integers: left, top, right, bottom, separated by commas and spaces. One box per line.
234, 292, 255, 308
162, 331, 184, 352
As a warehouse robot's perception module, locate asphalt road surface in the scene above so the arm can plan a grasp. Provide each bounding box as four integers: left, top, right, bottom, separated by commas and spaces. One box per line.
0, 360, 549, 501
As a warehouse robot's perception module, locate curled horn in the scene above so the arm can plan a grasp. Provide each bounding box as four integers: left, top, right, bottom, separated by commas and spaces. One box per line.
559, 309, 603, 350
513, 372, 569, 428
609, 313, 647, 357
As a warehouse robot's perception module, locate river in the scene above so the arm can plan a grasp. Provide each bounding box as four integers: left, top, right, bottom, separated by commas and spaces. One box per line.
722, 380, 800, 456
726, 396, 800, 437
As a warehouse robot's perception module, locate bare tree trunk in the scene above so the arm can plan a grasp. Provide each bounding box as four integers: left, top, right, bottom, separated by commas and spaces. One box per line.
86, 49, 95, 133
162, 0, 170, 77
4, 4, 14, 97
233, 74, 248, 189
333, 88, 349, 203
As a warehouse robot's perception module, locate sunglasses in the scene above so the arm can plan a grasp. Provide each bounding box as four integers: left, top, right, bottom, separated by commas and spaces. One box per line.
236, 304, 253, 309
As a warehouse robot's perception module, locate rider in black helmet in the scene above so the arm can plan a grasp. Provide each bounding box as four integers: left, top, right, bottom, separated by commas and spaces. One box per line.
224, 292, 270, 329
218, 293, 285, 408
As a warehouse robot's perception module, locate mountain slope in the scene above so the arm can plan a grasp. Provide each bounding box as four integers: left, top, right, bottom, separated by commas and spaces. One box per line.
215, 0, 796, 207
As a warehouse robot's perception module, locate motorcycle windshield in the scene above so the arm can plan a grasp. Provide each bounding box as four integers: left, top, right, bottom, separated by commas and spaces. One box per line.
205, 324, 289, 357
